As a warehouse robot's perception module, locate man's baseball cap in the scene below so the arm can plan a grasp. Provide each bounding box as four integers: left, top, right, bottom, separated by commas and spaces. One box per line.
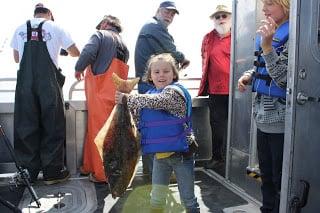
210, 4, 232, 19
35, 3, 49, 9
34, 3, 51, 15
159, 1, 179, 15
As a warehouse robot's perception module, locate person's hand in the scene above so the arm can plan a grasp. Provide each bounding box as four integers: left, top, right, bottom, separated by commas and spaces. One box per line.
257, 16, 277, 54
75, 71, 84, 81
115, 91, 127, 104
180, 59, 190, 69
238, 74, 252, 92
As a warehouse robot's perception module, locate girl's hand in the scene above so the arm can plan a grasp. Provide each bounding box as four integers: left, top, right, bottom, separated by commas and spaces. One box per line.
238, 74, 252, 92
257, 16, 277, 54
115, 91, 126, 104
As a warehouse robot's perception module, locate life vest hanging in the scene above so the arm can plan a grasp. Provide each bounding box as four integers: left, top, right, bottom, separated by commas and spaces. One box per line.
252, 21, 289, 98
139, 83, 192, 154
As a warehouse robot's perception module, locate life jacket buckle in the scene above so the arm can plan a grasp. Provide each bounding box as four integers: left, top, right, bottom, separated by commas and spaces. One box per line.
254, 50, 262, 56
254, 60, 265, 67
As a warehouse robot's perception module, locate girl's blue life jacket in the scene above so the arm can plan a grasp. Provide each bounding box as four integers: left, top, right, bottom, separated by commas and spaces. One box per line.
139, 83, 192, 154
252, 21, 288, 98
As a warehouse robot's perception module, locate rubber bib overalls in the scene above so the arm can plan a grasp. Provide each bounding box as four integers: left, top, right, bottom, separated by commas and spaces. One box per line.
14, 20, 66, 180
81, 56, 128, 182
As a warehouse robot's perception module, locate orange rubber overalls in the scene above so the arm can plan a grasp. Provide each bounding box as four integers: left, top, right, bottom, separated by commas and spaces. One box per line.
81, 58, 128, 182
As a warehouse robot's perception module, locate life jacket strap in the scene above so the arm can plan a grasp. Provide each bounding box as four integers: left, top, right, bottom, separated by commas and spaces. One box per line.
26, 20, 46, 41
254, 50, 263, 56
140, 116, 191, 128
141, 127, 192, 145
254, 60, 265, 67
254, 72, 272, 86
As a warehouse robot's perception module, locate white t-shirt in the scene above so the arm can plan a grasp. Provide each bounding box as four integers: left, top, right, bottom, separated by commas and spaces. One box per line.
10, 18, 75, 68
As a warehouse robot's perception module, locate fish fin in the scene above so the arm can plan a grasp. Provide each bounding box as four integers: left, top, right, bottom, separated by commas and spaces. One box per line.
112, 73, 140, 93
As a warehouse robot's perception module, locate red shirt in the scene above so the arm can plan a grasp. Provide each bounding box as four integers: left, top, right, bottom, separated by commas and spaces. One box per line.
198, 30, 231, 95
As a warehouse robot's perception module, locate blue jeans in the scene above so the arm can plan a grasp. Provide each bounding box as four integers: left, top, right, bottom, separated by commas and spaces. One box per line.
142, 153, 154, 176
151, 154, 199, 211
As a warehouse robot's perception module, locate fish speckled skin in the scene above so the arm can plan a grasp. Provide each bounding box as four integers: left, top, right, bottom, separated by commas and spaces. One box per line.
102, 100, 139, 198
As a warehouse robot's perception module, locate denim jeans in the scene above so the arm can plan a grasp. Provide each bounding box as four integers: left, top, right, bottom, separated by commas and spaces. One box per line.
151, 154, 199, 211
142, 153, 154, 176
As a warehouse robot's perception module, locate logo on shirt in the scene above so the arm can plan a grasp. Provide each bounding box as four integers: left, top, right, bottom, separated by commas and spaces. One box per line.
18, 29, 52, 42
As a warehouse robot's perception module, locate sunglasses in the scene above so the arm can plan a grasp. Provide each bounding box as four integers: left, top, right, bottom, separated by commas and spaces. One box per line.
215, 14, 228, 20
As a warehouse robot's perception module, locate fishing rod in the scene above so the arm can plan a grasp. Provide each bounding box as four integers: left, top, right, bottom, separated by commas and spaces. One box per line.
0, 125, 41, 208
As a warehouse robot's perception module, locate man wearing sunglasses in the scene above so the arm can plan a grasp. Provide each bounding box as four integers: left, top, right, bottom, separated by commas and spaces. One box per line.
198, 4, 232, 169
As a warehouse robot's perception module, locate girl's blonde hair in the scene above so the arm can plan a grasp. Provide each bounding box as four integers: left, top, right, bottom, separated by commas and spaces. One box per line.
263, 0, 290, 14
143, 53, 179, 85
276, 0, 290, 14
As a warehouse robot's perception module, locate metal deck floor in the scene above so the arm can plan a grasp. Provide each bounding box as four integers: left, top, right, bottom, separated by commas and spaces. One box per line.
18, 178, 97, 212
0, 167, 260, 213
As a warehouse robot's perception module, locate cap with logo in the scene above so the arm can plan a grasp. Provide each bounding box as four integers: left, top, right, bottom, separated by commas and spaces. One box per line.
159, 1, 179, 15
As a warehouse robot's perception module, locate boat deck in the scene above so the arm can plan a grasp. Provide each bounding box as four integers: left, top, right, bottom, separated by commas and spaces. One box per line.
0, 161, 261, 213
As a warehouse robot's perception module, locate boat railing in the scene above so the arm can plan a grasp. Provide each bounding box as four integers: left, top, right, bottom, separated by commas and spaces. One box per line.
68, 77, 202, 100
0, 78, 16, 93
0, 78, 16, 103
0, 77, 202, 101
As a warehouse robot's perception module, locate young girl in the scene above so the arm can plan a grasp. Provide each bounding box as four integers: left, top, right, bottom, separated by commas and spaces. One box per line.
238, 0, 290, 212
115, 53, 199, 213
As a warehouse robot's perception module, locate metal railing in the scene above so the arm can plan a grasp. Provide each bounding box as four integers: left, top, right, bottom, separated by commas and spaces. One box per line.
0, 77, 202, 101
0, 78, 16, 93
68, 77, 202, 100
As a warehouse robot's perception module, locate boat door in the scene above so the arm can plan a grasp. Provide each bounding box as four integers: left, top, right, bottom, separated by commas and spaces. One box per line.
281, 0, 320, 212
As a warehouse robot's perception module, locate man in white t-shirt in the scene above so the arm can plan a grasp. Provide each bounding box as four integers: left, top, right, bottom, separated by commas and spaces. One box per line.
10, 3, 79, 185
11, 3, 79, 67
